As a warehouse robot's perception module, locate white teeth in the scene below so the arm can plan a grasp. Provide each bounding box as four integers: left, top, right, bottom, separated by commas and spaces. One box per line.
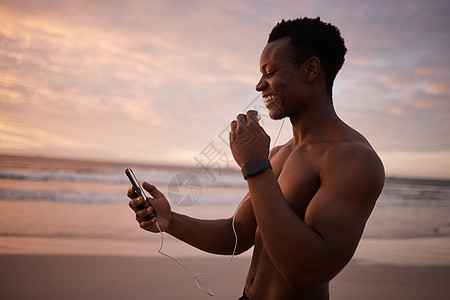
264, 95, 276, 103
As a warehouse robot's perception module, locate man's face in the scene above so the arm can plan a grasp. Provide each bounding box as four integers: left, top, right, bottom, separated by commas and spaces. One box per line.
256, 37, 307, 120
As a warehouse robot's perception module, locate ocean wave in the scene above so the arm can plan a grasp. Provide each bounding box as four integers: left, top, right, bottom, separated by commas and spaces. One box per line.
0, 168, 247, 188
1, 155, 449, 206
0, 189, 124, 203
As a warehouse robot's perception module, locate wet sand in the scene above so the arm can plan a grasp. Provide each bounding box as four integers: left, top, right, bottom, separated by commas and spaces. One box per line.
1, 255, 449, 300
1, 200, 450, 299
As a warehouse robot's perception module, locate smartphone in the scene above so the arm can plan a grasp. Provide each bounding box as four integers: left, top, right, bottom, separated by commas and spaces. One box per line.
125, 168, 156, 218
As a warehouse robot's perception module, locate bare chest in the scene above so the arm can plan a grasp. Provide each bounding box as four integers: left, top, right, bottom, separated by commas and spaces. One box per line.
270, 145, 321, 218
244, 145, 323, 296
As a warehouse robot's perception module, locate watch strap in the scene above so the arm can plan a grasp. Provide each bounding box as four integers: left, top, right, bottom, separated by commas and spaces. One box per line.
241, 158, 272, 180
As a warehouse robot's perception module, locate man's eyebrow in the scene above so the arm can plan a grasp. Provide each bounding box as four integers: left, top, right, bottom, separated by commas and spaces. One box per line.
260, 63, 269, 73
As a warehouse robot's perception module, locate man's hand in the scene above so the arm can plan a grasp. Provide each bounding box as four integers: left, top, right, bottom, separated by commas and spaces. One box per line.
230, 110, 271, 168
128, 182, 172, 232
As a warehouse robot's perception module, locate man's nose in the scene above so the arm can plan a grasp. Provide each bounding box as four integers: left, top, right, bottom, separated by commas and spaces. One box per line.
255, 76, 267, 91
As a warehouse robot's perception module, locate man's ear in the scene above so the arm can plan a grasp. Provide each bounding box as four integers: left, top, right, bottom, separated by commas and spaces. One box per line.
304, 56, 321, 82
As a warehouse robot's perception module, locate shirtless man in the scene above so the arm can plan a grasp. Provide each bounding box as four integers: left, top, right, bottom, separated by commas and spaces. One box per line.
128, 17, 385, 299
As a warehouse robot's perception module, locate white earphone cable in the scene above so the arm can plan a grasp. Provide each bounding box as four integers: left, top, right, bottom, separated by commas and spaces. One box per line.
153, 115, 285, 296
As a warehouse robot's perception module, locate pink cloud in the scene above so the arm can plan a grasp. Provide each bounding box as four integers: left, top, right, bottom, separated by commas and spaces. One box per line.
1, 0, 449, 177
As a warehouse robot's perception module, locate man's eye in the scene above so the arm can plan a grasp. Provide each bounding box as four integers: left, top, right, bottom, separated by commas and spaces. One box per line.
266, 71, 276, 77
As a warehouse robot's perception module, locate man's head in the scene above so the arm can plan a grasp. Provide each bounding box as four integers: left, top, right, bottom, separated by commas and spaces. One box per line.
268, 17, 347, 96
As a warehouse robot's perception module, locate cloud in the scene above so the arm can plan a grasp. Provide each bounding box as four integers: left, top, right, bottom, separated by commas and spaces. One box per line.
329, 0, 450, 153
0, 0, 449, 176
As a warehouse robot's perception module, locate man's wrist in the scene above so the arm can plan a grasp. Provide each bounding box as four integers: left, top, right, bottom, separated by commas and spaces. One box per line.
165, 211, 177, 234
241, 158, 272, 180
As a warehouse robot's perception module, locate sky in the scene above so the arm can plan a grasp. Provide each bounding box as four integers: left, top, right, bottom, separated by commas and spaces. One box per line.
1, 0, 449, 179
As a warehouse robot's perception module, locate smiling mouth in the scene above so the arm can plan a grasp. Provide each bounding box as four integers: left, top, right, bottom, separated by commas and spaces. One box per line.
263, 95, 278, 106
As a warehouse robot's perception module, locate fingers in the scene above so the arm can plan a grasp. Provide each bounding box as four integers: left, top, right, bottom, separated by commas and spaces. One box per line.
229, 110, 263, 144
142, 182, 164, 198
135, 205, 156, 222
236, 113, 247, 127
129, 195, 156, 225
230, 120, 237, 132
127, 186, 138, 198
230, 120, 237, 143
127, 182, 167, 233
139, 218, 157, 231
128, 182, 164, 214
233, 110, 260, 127
128, 195, 145, 212
246, 110, 259, 124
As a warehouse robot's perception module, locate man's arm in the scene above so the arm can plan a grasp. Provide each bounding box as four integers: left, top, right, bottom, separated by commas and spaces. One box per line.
129, 185, 256, 255
229, 111, 385, 291
247, 143, 384, 291
165, 193, 256, 255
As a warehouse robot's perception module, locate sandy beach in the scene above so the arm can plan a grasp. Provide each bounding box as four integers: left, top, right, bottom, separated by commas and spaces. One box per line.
0, 255, 449, 300
0, 200, 450, 299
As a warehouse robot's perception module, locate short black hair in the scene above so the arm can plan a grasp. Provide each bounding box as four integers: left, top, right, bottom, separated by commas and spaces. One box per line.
268, 17, 347, 95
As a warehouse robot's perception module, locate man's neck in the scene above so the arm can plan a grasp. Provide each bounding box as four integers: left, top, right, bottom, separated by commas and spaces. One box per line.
289, 98, 341, 146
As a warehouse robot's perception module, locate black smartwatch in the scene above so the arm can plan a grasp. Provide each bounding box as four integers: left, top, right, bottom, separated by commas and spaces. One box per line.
241, 158, 272, 180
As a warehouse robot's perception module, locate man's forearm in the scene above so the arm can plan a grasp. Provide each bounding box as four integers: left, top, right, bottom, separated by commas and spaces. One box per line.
247, 169, 327, 287
166, 212, 239, 255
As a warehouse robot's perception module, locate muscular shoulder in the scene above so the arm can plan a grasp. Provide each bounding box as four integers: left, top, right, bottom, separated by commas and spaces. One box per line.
319, 141, 385, 201
322, 141, 383, 174
268, 144, 285, 159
